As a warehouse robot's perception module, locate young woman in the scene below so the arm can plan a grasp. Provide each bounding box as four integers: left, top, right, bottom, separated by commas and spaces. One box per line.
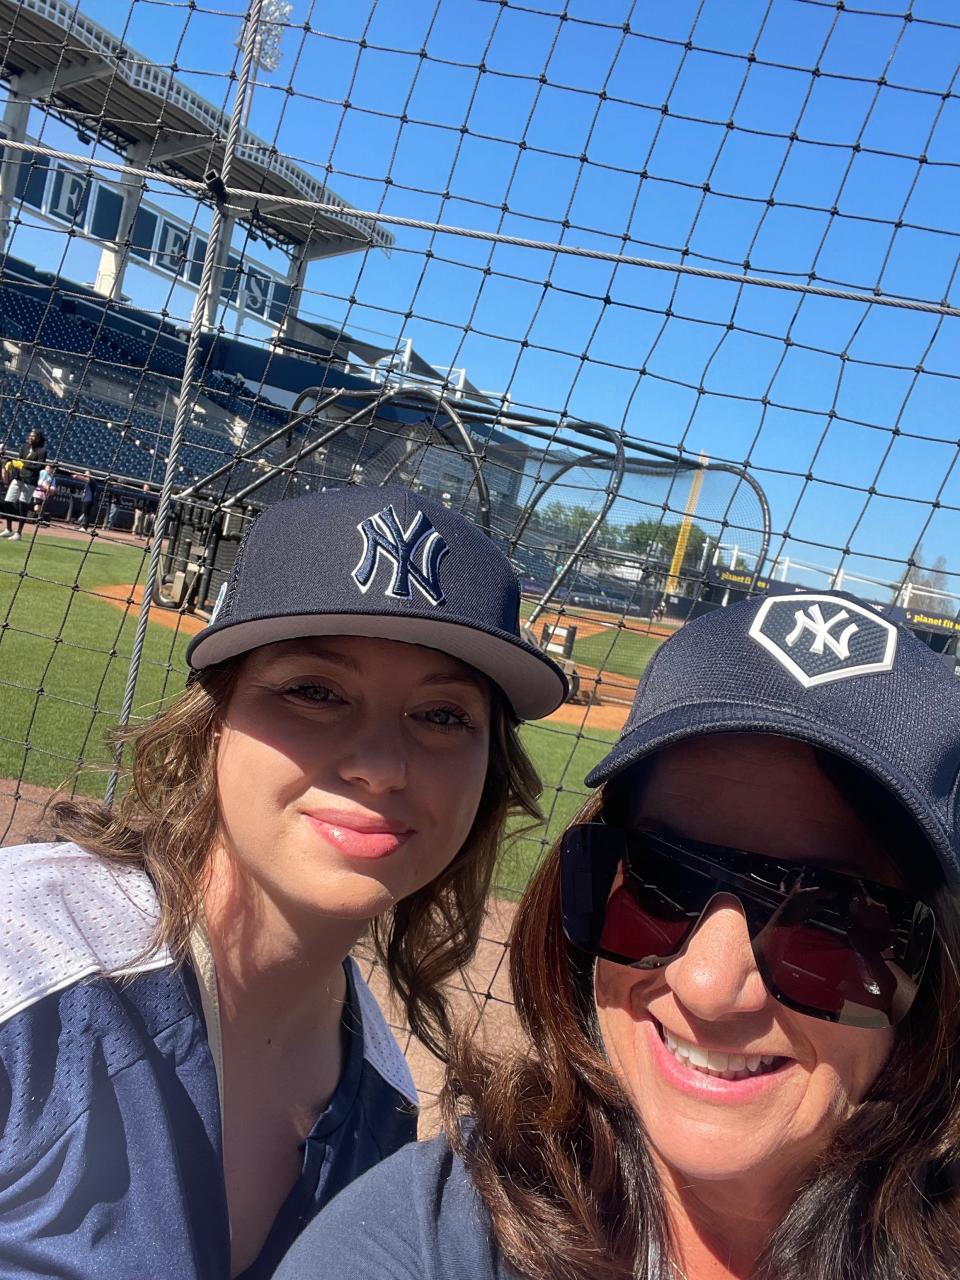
31, 461, 55, 524
277, 590, 960, 1280
0, 483, 567, 1280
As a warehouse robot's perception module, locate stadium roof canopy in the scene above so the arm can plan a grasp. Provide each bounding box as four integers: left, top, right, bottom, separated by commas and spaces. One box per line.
0, 0, 392, 259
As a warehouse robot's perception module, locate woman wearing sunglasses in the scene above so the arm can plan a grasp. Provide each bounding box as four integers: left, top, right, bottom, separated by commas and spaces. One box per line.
277, 590, 960, 1280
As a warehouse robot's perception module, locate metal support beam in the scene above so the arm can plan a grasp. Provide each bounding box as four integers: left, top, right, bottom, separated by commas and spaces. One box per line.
203, 212, 235, 330
511, 449, 609, 550
280, 239, 308, 336
174, 387, 347, 502
15, 58, 111, 98
220, 399, 385, 510
369, 385, 492, 534
93, 171, 141, 299
0, 89, 29, 247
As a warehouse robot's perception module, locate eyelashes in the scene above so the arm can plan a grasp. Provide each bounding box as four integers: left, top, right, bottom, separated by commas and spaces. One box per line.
282, 682, 342, 705
416, 704, 475, 731
279, 684, 475, 731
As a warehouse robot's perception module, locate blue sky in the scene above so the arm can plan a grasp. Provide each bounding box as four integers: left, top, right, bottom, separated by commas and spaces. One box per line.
5, 0, 960, 597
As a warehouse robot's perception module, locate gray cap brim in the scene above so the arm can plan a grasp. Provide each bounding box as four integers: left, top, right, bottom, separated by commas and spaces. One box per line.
187, 611, 568, 721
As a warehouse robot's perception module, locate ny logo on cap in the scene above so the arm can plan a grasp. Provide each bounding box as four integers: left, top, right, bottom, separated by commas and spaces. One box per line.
748, 593, 897, 688
352, 504, 449, 606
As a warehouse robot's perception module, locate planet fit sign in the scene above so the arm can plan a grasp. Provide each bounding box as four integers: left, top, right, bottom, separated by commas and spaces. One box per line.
2, 142, 291, 324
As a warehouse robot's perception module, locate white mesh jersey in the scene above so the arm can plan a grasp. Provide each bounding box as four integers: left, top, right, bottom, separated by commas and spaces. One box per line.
0, 842, 418, 1280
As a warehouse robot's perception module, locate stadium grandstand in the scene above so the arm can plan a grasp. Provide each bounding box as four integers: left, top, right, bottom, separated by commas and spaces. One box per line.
0, 0, 777, 650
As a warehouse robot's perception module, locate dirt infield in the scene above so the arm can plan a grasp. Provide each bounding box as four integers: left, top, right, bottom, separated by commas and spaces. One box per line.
534, 603, 680, 642
544, 697, 628, 733
97, 582, 209, 634
0, 778, 59, 846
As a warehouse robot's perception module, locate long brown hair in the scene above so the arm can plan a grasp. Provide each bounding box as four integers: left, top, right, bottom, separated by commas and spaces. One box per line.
442, 776, 960, 1280
46, 654, 542, 1060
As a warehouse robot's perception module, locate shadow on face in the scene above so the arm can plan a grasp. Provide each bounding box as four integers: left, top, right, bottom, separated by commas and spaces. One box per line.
617, 733, 910, 887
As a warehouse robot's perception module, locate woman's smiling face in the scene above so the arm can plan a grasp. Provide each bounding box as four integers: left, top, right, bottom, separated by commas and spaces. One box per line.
213, 634, 492, 920
594, 734, 899, 1199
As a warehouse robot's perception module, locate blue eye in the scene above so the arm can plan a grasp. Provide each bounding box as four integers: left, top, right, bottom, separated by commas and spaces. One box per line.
417, 704, 473, 730
283, 683, 343, 705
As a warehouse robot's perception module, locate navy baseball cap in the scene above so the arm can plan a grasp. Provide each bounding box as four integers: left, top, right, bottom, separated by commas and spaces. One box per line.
585, 591, 960, 889
186, 484, 568, 720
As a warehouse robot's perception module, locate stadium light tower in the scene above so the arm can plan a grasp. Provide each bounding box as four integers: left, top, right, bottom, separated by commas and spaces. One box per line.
238, 0, 291, 124
227, 0, 291, 336
248, 0, 291, 72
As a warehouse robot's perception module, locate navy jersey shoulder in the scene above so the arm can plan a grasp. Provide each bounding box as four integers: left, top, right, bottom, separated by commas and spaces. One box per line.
0, 842, 418, 1280
275, 1132, 513, 1280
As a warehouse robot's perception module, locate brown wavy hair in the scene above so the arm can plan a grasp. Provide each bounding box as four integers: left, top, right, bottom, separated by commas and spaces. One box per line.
46, 654, 542, 1059
442, 766, 960, 1280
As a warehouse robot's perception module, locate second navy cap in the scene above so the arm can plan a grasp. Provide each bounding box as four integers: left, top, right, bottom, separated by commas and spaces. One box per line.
586, 591, 960, 889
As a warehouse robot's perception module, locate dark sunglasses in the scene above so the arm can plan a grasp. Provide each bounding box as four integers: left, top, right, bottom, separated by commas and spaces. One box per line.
560, 824, 936, 1029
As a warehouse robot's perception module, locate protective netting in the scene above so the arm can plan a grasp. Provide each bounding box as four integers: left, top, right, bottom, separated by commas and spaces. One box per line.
0, 0, 957, 1102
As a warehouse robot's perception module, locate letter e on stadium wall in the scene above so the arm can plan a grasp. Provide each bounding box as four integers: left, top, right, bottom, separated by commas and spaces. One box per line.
0, 131, 292, 326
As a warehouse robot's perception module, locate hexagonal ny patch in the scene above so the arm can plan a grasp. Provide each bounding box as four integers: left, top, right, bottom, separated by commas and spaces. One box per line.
748, 594, 898, 689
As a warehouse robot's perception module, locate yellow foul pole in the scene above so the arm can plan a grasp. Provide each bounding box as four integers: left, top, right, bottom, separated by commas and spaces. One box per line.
665, 453, 707, 593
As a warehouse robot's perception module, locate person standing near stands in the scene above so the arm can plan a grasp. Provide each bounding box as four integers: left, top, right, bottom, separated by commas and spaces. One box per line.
0, 485, 567, 1280
32, 462, 56, 526
132, 482, 152, 536
106, 490, 123, 530
77, 469, 97, 529
0, 428, 46, 542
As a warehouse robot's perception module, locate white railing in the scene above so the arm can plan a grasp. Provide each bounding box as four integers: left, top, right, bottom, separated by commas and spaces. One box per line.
760, 552, 960, 616
10, 0, 393, 250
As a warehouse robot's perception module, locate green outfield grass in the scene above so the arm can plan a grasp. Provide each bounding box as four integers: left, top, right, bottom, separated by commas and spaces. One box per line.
570, 626, 662, 680
496, 720, 616, 899
519, 598, 663, 681
0, 535, 190, 794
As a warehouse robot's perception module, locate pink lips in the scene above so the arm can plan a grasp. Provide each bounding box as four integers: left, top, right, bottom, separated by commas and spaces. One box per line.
303, 809, 413, 860
647, 1019, 793, 1102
